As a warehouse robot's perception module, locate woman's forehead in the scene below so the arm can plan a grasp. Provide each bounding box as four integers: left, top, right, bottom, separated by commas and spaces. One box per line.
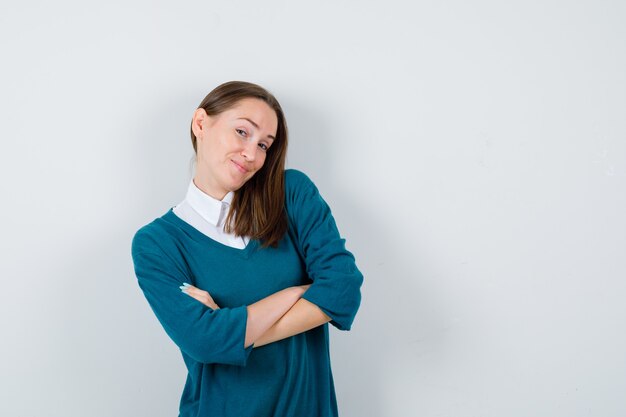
228, 99, 277, 131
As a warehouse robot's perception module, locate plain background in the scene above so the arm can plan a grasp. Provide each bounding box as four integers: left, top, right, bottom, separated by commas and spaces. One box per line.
1, 1, 625, 416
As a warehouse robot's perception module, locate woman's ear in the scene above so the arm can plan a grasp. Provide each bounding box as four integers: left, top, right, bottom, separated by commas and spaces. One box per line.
192, 108, 211, 140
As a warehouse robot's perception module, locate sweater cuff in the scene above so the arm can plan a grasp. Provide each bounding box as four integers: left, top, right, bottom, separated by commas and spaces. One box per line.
301, 288, 351, 331
235, 305, 254, 366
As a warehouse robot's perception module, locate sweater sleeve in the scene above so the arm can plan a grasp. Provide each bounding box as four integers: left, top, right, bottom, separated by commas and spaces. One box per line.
131, 229, 253, 366
286, 170, 364, 331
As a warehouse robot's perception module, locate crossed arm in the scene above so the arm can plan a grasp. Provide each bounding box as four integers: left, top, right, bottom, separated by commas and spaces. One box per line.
181, 283, 331, 348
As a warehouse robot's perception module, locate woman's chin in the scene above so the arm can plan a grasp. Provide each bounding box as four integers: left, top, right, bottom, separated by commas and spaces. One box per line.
228, 173, 253, 189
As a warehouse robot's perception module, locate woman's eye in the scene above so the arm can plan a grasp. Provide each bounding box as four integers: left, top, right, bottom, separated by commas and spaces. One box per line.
258, 143, 268, 151
236, 128, 247, 137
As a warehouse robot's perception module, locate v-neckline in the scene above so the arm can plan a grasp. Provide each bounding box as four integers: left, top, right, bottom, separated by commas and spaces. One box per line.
162, 207, 258, 258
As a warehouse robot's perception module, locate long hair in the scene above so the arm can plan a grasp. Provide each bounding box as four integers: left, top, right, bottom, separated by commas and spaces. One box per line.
190, 81, 288, 249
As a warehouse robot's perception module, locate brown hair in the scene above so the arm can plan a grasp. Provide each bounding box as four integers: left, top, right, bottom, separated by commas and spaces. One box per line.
190, 81, 288, 249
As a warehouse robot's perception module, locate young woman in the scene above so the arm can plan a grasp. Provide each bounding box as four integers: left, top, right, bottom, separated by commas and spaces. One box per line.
131, 81, 363, 416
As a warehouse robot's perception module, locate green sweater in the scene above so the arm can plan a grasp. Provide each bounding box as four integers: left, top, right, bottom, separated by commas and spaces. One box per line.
131, 168, 363, 417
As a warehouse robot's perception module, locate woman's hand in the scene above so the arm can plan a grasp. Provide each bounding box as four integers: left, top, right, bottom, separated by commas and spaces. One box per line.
180, 283, 220, 310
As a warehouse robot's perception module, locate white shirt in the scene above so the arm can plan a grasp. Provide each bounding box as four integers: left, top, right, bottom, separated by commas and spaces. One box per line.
172, 178, 250, 249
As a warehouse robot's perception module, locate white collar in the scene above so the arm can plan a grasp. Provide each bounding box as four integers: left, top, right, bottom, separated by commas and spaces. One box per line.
185, 178, 234, 226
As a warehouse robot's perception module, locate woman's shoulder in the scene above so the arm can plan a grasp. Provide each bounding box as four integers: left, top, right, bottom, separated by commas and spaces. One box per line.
284, 168, 310, 183
284, 168, 317, 193
283, 168, 329, 220
131, 209, 182, 256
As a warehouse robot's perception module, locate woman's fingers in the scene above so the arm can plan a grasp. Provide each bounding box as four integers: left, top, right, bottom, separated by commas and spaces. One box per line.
179, 283, 220, 309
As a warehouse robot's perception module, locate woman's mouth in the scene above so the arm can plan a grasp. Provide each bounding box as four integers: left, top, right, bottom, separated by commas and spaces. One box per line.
231, 160, 248, 173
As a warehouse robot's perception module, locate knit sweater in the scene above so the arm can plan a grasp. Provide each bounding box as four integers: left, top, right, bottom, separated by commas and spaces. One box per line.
131, 168, 363, 417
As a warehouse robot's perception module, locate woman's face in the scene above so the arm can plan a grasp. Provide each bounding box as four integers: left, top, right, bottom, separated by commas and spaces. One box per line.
192, 98, 278, 200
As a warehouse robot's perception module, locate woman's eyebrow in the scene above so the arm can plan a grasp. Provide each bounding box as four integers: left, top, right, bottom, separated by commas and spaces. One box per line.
237, 117, 276, 141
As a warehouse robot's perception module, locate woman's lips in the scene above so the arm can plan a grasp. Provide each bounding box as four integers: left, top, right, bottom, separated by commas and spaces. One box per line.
231, 160, 248, 173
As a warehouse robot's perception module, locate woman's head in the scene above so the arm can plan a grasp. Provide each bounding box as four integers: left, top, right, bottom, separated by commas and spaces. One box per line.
189, 81, 289, 248
190, 81, 288, 199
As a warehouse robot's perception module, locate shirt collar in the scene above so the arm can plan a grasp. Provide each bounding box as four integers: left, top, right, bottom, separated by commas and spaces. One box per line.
185, 178, 234, 227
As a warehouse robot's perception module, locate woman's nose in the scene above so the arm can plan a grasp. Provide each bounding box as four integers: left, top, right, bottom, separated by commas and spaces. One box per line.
240, 140, 258, 161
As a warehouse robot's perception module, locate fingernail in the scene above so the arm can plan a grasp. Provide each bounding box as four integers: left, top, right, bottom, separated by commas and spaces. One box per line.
182, 282, 191, 287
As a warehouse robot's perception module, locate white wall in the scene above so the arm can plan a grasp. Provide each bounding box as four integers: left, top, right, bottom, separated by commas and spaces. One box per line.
1, 1, 624, 416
